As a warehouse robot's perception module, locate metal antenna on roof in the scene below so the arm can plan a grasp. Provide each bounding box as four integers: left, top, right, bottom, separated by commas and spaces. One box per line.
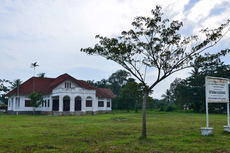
30, 62, 39, 92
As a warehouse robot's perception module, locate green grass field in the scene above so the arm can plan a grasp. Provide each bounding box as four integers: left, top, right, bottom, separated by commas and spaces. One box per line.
0, 110, 230, 152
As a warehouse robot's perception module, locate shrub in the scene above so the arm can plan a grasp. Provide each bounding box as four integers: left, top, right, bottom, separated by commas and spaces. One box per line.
159, 106, 164, 111
166, 105, 176, 112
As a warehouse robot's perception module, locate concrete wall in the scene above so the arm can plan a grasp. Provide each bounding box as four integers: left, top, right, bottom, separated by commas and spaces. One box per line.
6, 110, 112, 116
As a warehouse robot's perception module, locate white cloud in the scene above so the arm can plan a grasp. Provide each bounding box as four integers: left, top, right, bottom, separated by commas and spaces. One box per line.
0, 0, 230, 98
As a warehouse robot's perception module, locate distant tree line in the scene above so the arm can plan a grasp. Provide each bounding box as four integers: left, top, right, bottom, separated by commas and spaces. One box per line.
161, 57, 230, 112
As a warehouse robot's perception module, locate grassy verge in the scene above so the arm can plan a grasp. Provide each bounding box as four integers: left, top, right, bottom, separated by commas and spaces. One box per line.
0, 110, 230, 152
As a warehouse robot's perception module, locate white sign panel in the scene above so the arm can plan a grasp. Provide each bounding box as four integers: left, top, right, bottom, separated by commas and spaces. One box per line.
206, 76, 229, 103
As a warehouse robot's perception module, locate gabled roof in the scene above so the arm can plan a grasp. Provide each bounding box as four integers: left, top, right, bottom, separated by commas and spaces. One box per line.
6, 77, 55, 96
96, 88, 115, 98
6, 73, 115, 98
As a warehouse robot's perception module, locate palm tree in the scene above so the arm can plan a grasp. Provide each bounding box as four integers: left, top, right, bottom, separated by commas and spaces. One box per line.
189, 66, 199, 78
161, 89, 172, 105
30, 62, 39, 76
37, 73, 46, 78
30, 62, 39, 92
10, 79, 22, 90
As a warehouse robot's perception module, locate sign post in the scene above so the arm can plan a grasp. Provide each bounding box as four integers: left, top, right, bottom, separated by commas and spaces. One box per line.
201, 76, 229, 135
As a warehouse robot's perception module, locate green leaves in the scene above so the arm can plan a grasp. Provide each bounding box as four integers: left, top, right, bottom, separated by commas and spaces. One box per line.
28, 92, 44, 108
0, 79, 11, 93
81, 5, 230, 91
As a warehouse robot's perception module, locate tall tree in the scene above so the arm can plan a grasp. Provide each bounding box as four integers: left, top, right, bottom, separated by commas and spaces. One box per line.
161, 89, 172, 105
108, 70, 131, 96
30, 62, 39, 92
120, 82, 144, 113
10, 79, 23, 90
28, 92, 44, 115
0, 79, 10, 104
37, 73, 46, 78
30, 62, 39, 76
171, 57, 230, 111
87, 79, 109, 88
81, 6, 230, 138
0, 79, 10, 93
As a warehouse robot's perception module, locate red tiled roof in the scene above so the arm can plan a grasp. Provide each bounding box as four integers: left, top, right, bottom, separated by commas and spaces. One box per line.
6, 77, 55, 96
6, 73, 115, 98
96, 88, 115, 98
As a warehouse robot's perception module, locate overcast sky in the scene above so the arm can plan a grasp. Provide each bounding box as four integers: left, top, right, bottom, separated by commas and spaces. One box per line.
1, 0, 230, 99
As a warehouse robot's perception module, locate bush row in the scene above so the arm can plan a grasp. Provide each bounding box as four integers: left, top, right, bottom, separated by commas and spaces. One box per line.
159, 105, 176, 112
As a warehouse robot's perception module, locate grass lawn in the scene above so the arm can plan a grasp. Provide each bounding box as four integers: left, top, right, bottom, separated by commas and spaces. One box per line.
0, 110, 230, 152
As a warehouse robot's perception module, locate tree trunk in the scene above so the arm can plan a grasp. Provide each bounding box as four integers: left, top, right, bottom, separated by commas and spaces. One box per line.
33, 108, 35, 115
195, 102, 200, 112
142, 90, 149, 138
135, 100, 138, 113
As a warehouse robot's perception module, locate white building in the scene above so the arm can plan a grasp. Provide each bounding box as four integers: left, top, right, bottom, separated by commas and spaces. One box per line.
6, 73, 115, 115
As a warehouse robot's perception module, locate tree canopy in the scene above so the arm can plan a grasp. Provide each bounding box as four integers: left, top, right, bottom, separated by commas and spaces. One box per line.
81, 6, 230, 138
37, 73, 46, 78
169, 57, 230, 111
28, 92, 44, 115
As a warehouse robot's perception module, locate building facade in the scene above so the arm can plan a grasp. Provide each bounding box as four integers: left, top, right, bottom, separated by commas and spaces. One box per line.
6, 73, 115, 115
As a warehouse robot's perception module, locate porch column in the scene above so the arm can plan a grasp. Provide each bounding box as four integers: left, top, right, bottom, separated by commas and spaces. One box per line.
82, 96, 86, 112
92, 96, 97, 112
9, 98, 13, 111
70, 97, 74, 112
59, 95, 63, 112
49, 98, 52, 111
13, 97, 16, 111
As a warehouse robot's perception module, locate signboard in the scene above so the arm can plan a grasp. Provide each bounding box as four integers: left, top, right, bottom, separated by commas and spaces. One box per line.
203, 76, 230, 133
206, 76, 229, 103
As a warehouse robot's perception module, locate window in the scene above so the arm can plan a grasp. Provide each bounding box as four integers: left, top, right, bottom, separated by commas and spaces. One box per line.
45, 100, 47, 107
25, 100, 31, 107
86, 100, 92, 107
48, 99, 50, 107
42, 101, 44, 107
107, 102, 110, 107
65, 82, 71, 88
98, 101, 104, 107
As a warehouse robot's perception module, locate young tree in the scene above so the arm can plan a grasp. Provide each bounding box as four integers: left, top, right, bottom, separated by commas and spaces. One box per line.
28, 92, 44, 115
81, 6, 230, 138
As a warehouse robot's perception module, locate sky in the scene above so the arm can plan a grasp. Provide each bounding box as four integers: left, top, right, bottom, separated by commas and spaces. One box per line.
1, 0, 230, 99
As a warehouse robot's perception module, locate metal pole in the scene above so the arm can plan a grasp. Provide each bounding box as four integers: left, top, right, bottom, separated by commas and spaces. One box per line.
206, 101, 209, 128
227, 102, 229, 126
205, 76, 209, 128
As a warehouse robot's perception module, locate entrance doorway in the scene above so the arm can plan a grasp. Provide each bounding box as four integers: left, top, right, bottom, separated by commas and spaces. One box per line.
75, 97, 81, 111
63, 96, 70, 111
53, 99, 59, 111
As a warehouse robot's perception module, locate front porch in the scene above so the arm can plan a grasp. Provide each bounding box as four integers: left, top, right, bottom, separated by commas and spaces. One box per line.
51, 94, 94, 114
